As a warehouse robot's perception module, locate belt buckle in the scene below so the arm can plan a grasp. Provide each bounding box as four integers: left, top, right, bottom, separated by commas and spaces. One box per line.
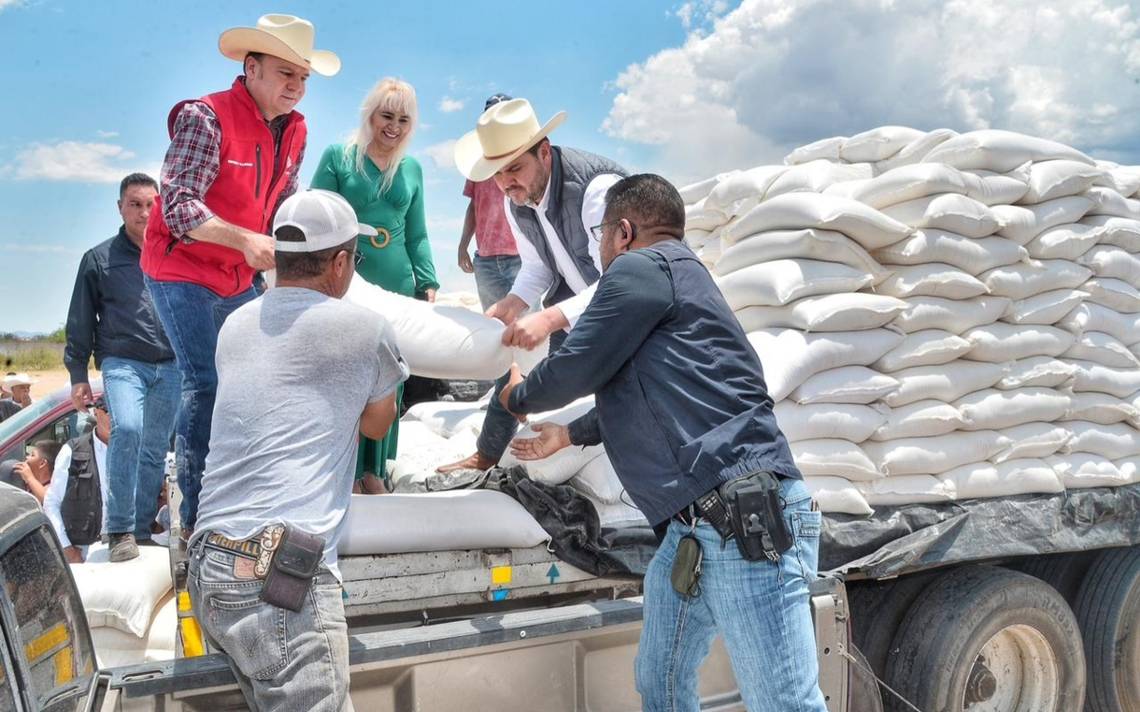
254, 524, 285, 579
369, 227, 392, 249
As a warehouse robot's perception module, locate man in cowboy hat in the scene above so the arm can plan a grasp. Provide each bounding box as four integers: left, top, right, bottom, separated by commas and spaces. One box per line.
142, 14, 339, 533
439, 98, 627, 474
3, 373, 36, 408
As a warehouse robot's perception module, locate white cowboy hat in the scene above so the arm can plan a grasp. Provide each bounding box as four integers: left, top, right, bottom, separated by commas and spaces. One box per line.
454, 99, 566, 182
2, 373, 36, 387
219, 14, 340, 77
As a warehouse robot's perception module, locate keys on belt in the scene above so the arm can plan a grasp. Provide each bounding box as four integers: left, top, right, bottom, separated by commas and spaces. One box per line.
203, 525, 285, 579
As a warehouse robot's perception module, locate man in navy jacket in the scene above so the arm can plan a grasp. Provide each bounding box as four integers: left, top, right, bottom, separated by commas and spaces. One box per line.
501, 174, 827, 711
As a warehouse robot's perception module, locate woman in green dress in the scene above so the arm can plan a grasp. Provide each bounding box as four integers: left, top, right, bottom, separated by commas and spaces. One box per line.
312, 77, 439, 494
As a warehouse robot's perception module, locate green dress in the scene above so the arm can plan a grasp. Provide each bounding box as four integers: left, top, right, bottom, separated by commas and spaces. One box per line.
311, 144, 440, 481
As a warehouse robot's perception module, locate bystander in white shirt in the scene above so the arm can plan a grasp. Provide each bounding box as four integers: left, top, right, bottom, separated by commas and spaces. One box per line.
43, 431, 109, 552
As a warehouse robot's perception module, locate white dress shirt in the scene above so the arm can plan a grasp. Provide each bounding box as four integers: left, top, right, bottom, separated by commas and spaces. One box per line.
44, 433, 109, 550
505, 172, 623, 327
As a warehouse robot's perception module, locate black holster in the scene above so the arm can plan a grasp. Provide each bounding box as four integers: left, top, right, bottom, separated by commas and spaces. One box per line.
261, 525, 324, 612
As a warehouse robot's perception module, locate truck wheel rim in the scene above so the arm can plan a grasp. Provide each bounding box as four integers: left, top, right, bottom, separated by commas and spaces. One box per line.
962, 624, 1060, 711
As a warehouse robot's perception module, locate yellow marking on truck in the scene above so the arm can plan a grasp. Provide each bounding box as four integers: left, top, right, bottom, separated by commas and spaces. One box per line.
53, 646, 74, 685
25, 622, 68, 661
177, 591, 193, 612
180, 616, 206, 657
491, 566, 513, 585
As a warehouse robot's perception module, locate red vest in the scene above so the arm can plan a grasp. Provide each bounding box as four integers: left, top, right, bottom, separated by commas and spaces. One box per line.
141, 78, 307, 297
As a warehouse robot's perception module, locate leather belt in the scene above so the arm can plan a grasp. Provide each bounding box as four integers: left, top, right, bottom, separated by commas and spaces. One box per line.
203, 525, 285, 579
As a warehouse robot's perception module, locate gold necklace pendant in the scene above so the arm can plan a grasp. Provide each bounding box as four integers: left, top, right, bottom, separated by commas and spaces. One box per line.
370, 227, 392, 249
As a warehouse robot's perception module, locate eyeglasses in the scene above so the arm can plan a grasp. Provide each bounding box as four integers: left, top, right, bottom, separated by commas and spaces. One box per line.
352, 250, 365, 266
589, 219, 624, 242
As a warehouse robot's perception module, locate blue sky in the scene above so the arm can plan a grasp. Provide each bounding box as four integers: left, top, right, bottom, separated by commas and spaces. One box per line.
3, 0, 1139, 333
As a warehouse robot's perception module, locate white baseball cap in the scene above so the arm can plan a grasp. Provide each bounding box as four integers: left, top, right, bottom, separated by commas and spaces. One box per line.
273, 189, 377, 253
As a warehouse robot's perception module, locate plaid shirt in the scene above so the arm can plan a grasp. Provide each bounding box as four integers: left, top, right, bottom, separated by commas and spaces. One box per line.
160, 95, 305, 239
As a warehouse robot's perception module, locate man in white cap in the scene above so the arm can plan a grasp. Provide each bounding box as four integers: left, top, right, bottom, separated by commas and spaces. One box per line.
187, 189, 406, 711
439, 98, 627, 474
141, 14, 340, 534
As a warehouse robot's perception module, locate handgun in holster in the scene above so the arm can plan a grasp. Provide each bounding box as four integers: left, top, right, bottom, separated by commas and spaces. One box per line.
261, 524, 325, 612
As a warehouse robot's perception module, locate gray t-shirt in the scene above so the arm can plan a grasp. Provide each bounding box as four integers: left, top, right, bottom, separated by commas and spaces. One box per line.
192, 287, 406, 580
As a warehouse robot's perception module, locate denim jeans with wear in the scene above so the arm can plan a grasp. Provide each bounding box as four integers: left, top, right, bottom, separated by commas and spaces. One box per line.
477, 329, 566, 461
187, 538, 352, 712
635, 477, 828, 712
100, 355, 180, 538
473, 253, 522, 312
145, 277, 258, 528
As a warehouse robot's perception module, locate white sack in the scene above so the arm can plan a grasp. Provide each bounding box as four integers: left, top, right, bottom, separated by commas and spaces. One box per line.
875, 129, 959, 173
721, 193, 913, 250
684, 229, 711, 249
954, 388, 1071, 431
869, 400, 966, 441
872, 329, 973, 372
1025, 223, 1102, 260
339, 491, 550, 555
940, 459, 1063, 499
881, 194, 999, 238
962, 165, 1033, 206
1047, 454, 1128, 489
1080, 215, 1140, 251
773, 402, 886, 443
980, 259, 1091, 301
717, 259, 874, 310
70, 546, 172, 637
765, 160, 873, 199
1086, 186, 1140, 220
997, 357, 1077, 390
885, 361, 1007, 407
1056, 303, 1140, 345
748, 328, 904, 402
1004, 289, 1088, 325
962, 323, 1075, 362
1066, 359, 1140, 398
829, 163, 971, 209
789, 366, 899, 405
1019, 160, 1104, 204
570, 455, 625, 505
1064, 421, 1140, 459
715, 228, 886, 278
876, 263, 989, 300
841, 126, 926, 163
391, 422, 477, 490
857, 475, 955, 505
704, 166, 787, 216
403, 401, 484, 438
862, 430, 1010, 476
922, 129, 1094, 172
785, 136, 845, 165
499, 399, 605, 484
993, 196, 1095, 244
790, 439, 882, 481
591, 497, 650, 529
805, 476, 875, 515
344, 275, 545, 379
685, 205, 728, 232
1062, 331, 1140, 368
991, 423, 1072, 463
1094, 162, 1140, 197
1083, 278, 1140, 313
873, 231, 1026, 274
1113, 458, 1140, 484
1078, 246, 1140, 285
735, 293, 906, 333
893, 295, 1011, 334
1062, 392, 1140, 425
679, 172, 736, 204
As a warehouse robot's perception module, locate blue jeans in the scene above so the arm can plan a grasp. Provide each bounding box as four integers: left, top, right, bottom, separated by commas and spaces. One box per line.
477, 329, 566, 461
100, 356, 180, 538
473, 253, 522, 311
635, 478, 828, 712
146, 278, 258, 528
187, 539, 351, 711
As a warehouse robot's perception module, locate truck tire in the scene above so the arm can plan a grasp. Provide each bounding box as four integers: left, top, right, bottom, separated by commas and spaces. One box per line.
1009, 551, 1093, 606
848, 643, 884, 712
884, 565, 1085, 712
1073, 546, 1140, 712
847, 572, 938, 678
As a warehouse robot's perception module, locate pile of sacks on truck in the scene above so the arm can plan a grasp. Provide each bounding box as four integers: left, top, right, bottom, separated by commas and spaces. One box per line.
398, 127, 1140, 519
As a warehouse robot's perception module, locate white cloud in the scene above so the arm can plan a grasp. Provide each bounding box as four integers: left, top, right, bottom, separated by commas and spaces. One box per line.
95, 130, 119, 139
439, 97, 465, 113
606, 0, 1140, 183
0, 0, 25, 12
3, 140, 159, 183
420, 139, 459, 172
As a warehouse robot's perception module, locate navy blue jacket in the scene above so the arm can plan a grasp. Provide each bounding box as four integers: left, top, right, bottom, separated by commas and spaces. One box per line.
65, 228, 174, 384
509, 239, 800, 525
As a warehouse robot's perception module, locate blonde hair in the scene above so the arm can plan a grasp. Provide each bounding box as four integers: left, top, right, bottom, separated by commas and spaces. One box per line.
346, 77, 418, 196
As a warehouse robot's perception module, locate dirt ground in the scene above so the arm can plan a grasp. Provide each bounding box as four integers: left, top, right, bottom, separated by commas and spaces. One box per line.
23, 368, 71, 399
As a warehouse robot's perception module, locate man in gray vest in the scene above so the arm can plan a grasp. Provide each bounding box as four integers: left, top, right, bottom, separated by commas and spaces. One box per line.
440, 98, 626, 473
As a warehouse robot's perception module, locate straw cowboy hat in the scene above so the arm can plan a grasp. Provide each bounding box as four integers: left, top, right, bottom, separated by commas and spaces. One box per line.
454, 99, 566, 182
219, 14, 341, 77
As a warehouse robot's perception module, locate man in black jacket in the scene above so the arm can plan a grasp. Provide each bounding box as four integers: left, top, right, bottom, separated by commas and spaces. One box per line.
64, 173, 179, 562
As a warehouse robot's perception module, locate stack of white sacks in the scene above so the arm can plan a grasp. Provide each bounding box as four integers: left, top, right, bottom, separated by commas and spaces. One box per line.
683, 127, 1140, 515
